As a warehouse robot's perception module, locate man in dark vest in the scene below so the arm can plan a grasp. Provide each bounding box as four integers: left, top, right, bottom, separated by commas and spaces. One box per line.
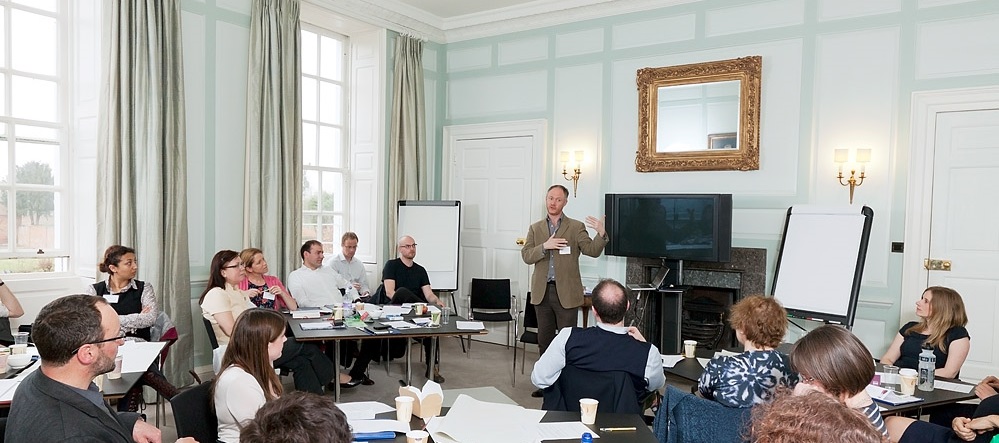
531, 278, 665, 405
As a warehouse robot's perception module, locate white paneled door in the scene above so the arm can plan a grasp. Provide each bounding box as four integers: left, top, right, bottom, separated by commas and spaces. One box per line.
443, 120, 545, 346
925, 109, 999, 381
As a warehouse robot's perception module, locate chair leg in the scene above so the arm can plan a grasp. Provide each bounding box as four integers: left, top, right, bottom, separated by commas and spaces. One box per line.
520, 342, 526, 374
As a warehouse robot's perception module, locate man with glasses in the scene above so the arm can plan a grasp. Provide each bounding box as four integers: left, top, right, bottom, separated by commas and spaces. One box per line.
382, 235, 446, 382
6, 294, 195, 443
287, 239, 352, 309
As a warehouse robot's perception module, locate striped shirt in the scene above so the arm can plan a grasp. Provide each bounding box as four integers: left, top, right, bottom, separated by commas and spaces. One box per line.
859, 401, 889, 437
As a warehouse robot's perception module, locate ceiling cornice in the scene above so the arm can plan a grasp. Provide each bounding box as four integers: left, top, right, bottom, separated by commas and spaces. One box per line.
308, 0, 699, 44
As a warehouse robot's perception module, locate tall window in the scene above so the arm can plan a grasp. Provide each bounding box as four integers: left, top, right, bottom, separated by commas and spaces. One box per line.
0, 0, 67, 273
300, 26, 348, 251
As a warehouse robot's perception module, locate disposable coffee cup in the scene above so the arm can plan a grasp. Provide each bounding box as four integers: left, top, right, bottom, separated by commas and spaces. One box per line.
0, 347, 9, 371
108, 354, 124, 379
413, 303, 427, 315
93, 374, 105, 392
10, 344, 27, 355
406, 430, 429, 443
13, 332, 28, 346
430, 310, 441, 326
333, 307, 344, 321
899, 369, 918, 395
579, 398, 599, 425
395, 396, 414, 422
683, 340, 697, 358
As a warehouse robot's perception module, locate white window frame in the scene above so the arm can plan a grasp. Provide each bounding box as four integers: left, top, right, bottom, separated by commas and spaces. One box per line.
0, 0, 71, 273
301, 24, 350, 251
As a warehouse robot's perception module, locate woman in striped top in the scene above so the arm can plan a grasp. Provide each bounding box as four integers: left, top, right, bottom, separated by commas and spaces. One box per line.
790, 325, 888, 438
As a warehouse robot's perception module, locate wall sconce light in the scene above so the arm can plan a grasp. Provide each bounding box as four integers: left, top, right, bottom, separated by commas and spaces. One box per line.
560, 150, 583, 197
834, 148, 871, 204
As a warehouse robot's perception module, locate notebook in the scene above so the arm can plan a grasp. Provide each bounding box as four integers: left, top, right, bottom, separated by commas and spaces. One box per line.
627, 267, 671, 291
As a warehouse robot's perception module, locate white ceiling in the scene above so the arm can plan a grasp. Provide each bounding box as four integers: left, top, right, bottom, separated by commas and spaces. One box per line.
392, 0, 546, 19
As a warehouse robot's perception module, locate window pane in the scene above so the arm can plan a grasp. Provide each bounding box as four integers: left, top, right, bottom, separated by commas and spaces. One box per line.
0, 191, 7, 249
14, 142, 59, 185
319, 36, 342, 81
0, 141, 8, 183
13, 0, 57, 12
303, 170, 319, 211
319, 214, 342, 244
321, 171, 343, 212
317, 125, 341, 168
12, 10, 57, 76
16, 125, 58, 141
301, 30, 317, 76
0, 74, 6, 117
0, 257, 66, 273
318, 81, 341, 125
0, 9, 5, 69
301, 77, 317, 122
12, 76, 57, 122
302, 122, 317, 166
14, 190, 57, 249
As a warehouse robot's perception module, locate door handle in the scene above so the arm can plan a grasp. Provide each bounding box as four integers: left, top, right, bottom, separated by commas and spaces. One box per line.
516, 238, 525, 246
923, 259, 952, 271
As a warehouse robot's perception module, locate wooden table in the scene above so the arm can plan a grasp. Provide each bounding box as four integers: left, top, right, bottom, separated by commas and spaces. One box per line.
288, 313, 487, 399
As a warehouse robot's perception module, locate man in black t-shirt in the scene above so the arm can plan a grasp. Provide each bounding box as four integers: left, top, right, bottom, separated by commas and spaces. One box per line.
382, 235, 446, 382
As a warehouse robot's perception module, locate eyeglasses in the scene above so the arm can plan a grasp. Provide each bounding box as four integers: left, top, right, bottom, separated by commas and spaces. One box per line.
73, 331, 126, 354
223, 263, 244, 269
400, 244, 417, 249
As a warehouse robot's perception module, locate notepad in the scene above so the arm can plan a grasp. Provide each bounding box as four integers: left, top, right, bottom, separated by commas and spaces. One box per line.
456, 321, 485, 330
866, 384, 922, 405
292, 310, 323, 319
300, 321, 336, 330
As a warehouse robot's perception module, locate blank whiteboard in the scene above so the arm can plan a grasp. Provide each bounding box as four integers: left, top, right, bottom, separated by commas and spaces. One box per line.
397, 201, 460, 291
771, 205, 873, 327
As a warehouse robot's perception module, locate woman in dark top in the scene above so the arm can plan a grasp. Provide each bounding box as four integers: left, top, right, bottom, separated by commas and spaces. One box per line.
880, 286, 970, 379
86, 245, 178, 411
886, 394, 999, 443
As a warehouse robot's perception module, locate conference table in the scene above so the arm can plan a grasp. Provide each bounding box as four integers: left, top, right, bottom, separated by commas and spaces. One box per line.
376, 408, 657, 443
663, 348, 978, 416
288, 310, 488, 399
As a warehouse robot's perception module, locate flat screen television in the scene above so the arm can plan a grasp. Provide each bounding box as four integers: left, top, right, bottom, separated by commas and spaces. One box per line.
605, 193, 733, 262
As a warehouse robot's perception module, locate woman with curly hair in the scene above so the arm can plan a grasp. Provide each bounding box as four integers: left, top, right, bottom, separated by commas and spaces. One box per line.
750, 391, 887, 443
880, 286, 970, 378
698, 295, 797, 408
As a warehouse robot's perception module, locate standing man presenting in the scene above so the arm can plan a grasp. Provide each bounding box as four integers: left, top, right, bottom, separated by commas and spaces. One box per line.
327, 232, 371, 299
522, 184, 607, 397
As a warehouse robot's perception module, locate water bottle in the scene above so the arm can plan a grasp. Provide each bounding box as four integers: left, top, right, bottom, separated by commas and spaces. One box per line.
918, 347, 936, 391
581, 432, 593, 443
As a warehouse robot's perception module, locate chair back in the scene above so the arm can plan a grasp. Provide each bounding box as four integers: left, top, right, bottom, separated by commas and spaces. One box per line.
654, 385, 751, 443
470, 278, 512, 310
369, 283, 390, 305
170, 381, 218, 443
542, 365, 643, 414
203, 317, 219, 350
523, 295, 538, 328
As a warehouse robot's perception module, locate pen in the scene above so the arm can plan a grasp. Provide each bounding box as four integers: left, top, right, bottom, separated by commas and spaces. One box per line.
599, 427, 636, 432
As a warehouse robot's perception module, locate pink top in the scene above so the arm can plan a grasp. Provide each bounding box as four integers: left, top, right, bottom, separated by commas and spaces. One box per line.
239, 275, 292, 311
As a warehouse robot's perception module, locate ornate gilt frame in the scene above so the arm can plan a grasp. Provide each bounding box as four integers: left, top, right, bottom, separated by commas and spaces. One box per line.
635, 56, 762, 172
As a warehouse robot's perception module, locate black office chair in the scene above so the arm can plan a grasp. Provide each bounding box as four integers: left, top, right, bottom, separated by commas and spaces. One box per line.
170, 381, 218, 443
468, 278, 518, 386
542, 365, 645, 415
517, 295, 538, 376
202, 317, 219, 350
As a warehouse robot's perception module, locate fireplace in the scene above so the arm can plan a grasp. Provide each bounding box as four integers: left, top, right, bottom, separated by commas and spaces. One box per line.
682, 286, 738, 349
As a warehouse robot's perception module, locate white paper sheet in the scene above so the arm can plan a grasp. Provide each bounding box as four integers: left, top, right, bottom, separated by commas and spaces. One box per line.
411, 317, 433, 326
696, 358, 710, 367
299, 321, 336, 331
456, 321, 485, 330
0, 380, 19, 402
661, 354, 684, 368
120, 341, 167, 374
291, 310, 323, 319
535, 422, 600, 440
934, 380, 974, 393
865, 384, 922, 405
428, 305, 442, 314
382, 321, 420, 329
335, 401, 395, 421
382, 306, 411, 316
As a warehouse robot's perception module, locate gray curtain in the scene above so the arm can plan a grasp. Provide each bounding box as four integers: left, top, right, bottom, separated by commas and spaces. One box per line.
98, 0, 192, 386
243, 0, 302, 280
387, 35, 427, 245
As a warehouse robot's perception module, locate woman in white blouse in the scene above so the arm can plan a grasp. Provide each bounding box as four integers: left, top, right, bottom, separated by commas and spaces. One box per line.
213, 308, 286, 443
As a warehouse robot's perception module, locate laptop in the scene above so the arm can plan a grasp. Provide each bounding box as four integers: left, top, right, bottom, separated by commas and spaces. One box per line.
626, 267, 671, 291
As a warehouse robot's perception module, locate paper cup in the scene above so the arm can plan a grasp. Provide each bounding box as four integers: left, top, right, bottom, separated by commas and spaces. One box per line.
406, 430, 429, 443
333, 307, 344, 321
108, 355, 123, 379
430, 311, 441, 326
0, 348, 8, 372
579, 398, 599, 425
395, 396, 414, 422
683, 340, 697, 358
899, 368, 918, 395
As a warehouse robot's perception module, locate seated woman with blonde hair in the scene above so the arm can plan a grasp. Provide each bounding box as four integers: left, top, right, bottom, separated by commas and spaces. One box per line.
698, 295, 797, 408
751, 391, 887, 443
791, 325, 887, 437
880, 286, 970, 379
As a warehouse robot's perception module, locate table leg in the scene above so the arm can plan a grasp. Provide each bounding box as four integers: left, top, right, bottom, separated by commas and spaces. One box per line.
405, 344, 412, 385
334, 342, 341, 400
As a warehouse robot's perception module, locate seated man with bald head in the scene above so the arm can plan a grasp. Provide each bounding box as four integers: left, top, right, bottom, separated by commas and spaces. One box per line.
532, 278, 665, 411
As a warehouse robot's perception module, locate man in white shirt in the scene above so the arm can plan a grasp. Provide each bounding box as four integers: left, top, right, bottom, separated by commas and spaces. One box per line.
287, 240, 350, 308
326, 232, 370, 298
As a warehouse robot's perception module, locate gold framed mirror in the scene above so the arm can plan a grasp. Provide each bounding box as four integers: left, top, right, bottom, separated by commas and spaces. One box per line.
635, 56, 762, 172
